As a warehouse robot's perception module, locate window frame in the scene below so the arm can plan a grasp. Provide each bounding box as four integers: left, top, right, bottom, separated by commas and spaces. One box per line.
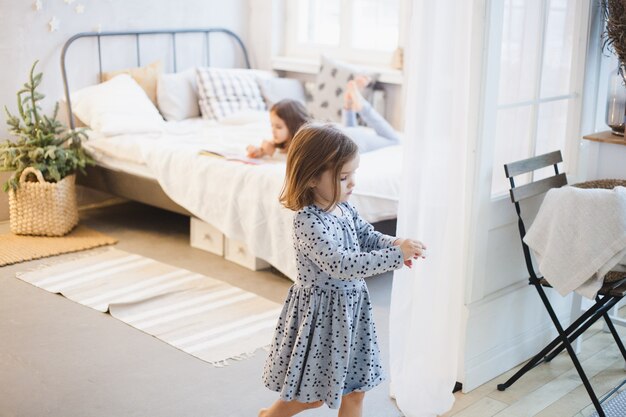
485, 0, 591, 198
284, 0, 404, 67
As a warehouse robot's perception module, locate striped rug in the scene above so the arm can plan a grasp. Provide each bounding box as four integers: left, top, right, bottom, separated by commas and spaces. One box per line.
16, 248, 283, 366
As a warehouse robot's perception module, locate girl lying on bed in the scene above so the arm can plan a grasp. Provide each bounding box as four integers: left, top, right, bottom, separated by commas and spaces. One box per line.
246, 76, 400, 158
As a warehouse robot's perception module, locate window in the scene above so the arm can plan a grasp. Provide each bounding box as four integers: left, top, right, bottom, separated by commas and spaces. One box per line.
488, 0, 589, 196
286, 0, 402, 66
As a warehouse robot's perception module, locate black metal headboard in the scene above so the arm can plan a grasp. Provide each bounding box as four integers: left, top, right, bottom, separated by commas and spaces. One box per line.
60, 28, 251, 129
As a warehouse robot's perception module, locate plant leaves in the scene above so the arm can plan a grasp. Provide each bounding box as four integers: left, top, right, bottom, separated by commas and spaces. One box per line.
44, 147, 56, 160
47, 164, 60, 182
0, 60, 94, 191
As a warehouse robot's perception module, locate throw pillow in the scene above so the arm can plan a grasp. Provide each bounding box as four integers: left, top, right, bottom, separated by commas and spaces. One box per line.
258, 77, 307, 107
71, 74, 165, 136
196, 67, 267, 121
102, 61, 162, 106
307, 56, 380, 123
57, 97, 87, 128
157, 68, 200, 121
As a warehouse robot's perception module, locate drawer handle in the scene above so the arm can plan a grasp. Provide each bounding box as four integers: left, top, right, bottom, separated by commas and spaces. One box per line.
203, 233, 213, 242
237, 246, 246, 255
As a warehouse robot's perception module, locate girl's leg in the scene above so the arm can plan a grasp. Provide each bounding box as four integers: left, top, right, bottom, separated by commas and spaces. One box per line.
341, 126, 390, 153
347, 81, 400, 144
338, 391, 365, 417
358, 102, 400, 144
342, 108, 358, 127
343, 89, 358, 127
259, 399, 323, 417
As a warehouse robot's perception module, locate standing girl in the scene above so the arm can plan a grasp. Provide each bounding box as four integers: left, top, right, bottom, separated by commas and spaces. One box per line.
260, 124, 426, 417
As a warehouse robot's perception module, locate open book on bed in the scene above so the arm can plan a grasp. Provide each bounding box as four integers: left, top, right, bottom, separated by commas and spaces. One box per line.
198, 149, 264, 165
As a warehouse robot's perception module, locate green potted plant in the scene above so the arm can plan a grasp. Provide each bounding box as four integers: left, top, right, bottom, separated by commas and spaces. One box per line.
0, 60, 94, 236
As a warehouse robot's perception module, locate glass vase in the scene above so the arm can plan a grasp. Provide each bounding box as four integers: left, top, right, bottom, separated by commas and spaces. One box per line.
606, 67, 626, 136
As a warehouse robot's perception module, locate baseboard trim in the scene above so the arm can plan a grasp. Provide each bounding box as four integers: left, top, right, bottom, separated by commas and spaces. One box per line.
463, 314, 571, 392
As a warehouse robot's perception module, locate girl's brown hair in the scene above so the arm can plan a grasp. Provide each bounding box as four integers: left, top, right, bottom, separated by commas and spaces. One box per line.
270, 99, 311, 147
280, 124, 358, 211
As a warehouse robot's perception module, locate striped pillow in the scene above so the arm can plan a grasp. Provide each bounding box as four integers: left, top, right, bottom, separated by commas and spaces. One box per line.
196, 67, 267, 120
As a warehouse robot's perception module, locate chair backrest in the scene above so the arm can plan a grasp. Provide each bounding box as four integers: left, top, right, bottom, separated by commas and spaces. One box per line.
503, 150, 568, 280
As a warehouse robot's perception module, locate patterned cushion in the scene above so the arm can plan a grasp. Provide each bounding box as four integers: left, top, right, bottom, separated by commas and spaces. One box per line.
196, 67, 267, 121
307, 56, 380, 122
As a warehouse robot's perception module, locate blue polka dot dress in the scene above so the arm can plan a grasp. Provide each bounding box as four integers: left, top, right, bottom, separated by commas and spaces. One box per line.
262, 202, 404, 409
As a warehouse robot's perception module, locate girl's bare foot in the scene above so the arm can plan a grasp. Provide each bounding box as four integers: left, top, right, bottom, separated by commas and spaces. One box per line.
343, 89, 353, 111
259, 400, 323, 417
347, 80, 364, 112
354, 75, 372, 90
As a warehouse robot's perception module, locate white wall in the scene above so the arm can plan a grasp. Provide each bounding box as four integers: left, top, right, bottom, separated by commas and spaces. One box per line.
0, 0, 249, 221
0, 0, 248, 138
248, 0, 283, 71
585, 51, 626, 180
462, 196, 575, 391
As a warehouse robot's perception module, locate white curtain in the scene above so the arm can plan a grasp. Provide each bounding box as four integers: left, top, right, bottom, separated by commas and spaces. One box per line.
389, 1, 480, 416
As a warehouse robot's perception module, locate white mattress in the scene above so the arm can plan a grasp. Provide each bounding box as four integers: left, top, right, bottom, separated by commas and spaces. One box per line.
82, 114, 401, 279
87, 152, 154, 179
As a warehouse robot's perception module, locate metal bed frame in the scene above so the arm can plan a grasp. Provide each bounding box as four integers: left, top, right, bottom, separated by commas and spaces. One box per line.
61, 28, 251, 130
59, 28, 250, 214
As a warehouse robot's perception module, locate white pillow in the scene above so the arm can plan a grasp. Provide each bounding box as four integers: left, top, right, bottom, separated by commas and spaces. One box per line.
219, 109, 270, 125
210, 68, 277, 81
196, 67, 267, 121
258, 77, 307, 106
71, 74, 164, 135
157, 68, 200, 121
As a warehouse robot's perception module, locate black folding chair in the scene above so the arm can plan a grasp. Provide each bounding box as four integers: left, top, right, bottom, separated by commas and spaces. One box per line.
498, 150, 626, 417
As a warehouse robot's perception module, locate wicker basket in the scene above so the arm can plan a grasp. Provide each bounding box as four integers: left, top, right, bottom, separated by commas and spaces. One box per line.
8, 167, 78, 236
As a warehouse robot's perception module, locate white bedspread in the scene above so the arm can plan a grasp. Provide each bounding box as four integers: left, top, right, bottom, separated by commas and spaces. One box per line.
82, 114, 402, 280
524, 186, 626, 299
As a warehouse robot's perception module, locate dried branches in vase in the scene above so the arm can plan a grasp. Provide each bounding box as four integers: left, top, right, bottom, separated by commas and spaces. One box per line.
602, 0, 626, 82
601, 1, 626, 135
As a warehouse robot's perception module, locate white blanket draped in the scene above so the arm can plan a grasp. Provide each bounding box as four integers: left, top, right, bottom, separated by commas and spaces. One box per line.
524, 186, 626, 299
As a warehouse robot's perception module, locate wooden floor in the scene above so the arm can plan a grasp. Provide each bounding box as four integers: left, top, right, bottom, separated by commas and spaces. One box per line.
442, 310, 626, 417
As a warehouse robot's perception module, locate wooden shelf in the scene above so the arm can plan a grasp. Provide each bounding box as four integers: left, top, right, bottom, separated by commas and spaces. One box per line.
582, 130, 626, 146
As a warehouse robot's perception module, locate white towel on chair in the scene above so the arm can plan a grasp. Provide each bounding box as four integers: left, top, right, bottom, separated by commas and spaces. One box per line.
523, 185, 626, 299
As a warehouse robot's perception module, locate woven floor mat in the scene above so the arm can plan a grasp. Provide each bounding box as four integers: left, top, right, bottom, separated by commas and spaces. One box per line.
0, 225, 118, 266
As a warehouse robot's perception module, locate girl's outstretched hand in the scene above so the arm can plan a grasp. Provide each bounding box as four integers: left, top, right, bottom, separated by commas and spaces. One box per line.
260, 140, 276, 157
394, 238, 427, 268
246, 145, 264, 159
